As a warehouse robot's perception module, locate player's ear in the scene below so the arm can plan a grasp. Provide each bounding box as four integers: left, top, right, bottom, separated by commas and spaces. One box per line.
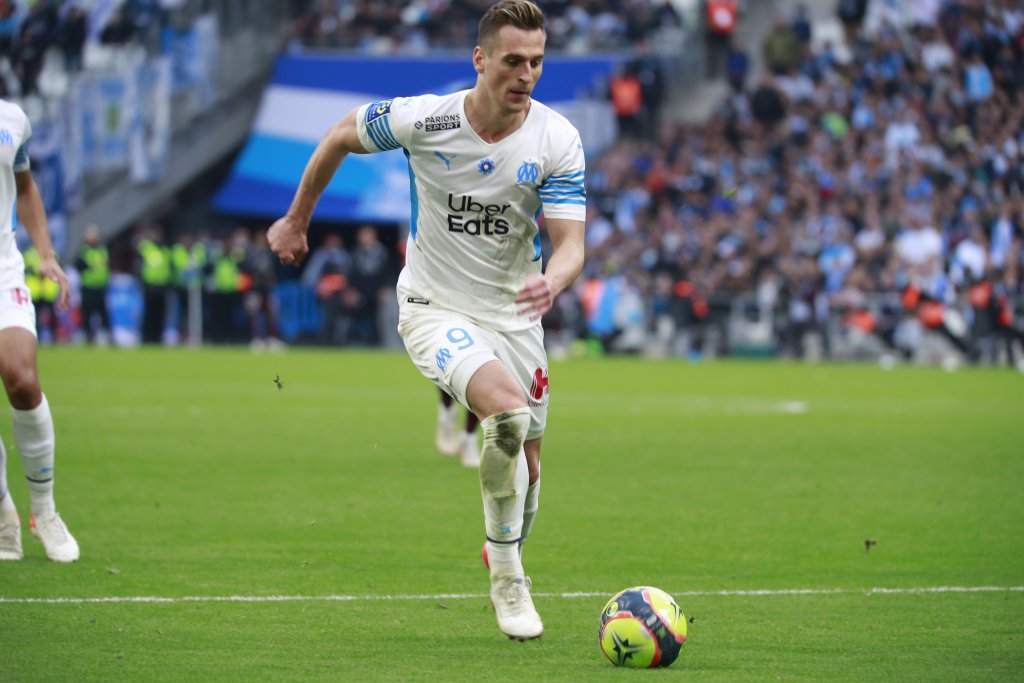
472, 46, 484, 73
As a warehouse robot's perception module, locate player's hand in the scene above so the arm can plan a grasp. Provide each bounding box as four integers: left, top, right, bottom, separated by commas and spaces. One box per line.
268, 215, 309, 266
515, 273, 554, 320
39, 256, 70, 310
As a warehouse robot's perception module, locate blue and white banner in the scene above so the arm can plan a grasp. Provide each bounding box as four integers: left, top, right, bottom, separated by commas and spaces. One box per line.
161, 13, 219, 112
213, 53, 620, 222
130, 56, 173, 183
25, 119, 67, 256
60, 96, 84, 213
78, 70, 134, 172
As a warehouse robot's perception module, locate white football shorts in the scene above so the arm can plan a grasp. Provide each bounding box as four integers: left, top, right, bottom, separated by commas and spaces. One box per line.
397, 294, 549, 440
0, 285, 36, 336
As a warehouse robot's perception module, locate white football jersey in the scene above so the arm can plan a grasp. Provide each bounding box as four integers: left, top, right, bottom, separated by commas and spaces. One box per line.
356, 90, 586, 332
0, 99, 30, 290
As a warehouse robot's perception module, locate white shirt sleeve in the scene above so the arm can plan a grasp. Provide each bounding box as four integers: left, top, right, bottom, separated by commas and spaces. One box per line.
355, 96, 416, 153
538, 127, 586, 221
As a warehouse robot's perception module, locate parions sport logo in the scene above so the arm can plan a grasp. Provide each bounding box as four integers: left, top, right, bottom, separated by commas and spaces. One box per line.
423, 114, 461, 132
446, 193, 511, 236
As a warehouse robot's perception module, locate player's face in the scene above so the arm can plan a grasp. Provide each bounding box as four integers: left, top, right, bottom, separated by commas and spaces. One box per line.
475, 25, 545, 115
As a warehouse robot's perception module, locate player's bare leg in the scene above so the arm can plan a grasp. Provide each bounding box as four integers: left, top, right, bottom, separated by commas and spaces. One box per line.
0, 328, 78, 562
0, 438, 22, 560
520, 439, 541, 559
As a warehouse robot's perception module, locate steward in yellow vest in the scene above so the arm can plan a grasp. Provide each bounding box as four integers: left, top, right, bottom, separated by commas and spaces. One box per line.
136, 228, 172, 344
74, 224, 110, 343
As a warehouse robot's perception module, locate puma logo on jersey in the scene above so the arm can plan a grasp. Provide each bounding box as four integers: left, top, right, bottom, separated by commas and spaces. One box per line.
434, 151, 454, 170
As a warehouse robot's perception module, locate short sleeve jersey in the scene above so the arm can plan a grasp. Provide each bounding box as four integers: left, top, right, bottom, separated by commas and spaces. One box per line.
0, 99, 31, 289
356, 90, 586, 332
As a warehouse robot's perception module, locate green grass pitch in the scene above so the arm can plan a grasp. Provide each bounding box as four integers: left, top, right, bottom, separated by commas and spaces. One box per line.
1, 347, 1022, 681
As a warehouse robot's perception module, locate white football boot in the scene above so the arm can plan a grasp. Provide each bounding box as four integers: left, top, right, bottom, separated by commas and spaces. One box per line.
491, 574, 543, 641
435, 403, 460, 456
31, 512, 80, 563
0, 501, 22, 560
459, 431, 481, 468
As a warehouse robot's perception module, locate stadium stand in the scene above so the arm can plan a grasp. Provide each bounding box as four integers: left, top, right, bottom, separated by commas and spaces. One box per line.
571, 0, 1024, 367
8, 0, 1024, 369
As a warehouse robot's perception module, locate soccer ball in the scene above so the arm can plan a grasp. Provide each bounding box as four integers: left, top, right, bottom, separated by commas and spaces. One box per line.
598, 586, 687, 668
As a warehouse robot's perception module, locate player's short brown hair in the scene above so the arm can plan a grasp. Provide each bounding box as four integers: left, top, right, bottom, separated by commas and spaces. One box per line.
478, 0, 546, 51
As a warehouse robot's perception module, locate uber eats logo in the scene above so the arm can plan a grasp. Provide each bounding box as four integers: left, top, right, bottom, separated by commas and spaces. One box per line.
446, 194, 511, 236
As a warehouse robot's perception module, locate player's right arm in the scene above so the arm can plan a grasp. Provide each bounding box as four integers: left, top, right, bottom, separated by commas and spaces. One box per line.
268, 108, 368, 266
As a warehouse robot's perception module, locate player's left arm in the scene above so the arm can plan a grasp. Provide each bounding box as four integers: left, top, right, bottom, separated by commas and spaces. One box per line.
16, 167, 69, 310
516, 217, 584, 320
517, 123, 587, 320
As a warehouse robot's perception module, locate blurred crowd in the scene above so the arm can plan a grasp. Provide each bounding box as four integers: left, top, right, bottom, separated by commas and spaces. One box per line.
0, 0, 169, 97
288, 0, 683, 53
559, 0, 1024, 366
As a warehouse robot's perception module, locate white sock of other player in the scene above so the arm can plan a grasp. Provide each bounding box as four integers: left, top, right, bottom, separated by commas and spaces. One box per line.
436, 400, 460, 456
12, 394, 56, 516
519, 479, 540, 560
0, 437, 15, 517
479, 408, 530, 576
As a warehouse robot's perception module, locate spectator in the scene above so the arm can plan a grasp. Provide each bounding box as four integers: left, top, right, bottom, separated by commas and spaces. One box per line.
608, 62, 644, 140
12, 3, 56, 96
135, 225, 172, 344
170, 232, 206, 346
346, 225, 391, 346
0, 1, 20, 60
790, 3, 812, 46
632, 42, 665, 140
23, 245, 59, 343
207, 233, 245, 344
749, 75, 787, 127
73, 224, 111, 345
725, 35, 750, 93
242, 229, 285, 350
963, 50, 994, 103
762, 16, 802, 75
100, 9, 134, 46
703, 0, 738, 79
57, 5, 87, 73
302, 232, 352, 345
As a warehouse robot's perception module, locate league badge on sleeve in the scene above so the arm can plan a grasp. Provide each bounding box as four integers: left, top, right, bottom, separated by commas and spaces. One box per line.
365, 100, 393, 124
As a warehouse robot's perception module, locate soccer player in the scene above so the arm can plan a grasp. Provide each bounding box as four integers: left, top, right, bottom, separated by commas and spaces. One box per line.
0, 98, 80, 563
436, 387, 481, 468
268, 0, 585, 640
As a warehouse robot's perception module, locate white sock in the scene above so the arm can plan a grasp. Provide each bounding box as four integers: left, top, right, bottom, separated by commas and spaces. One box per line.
12, 394, 56, 516
438, 401, 457, 423
0, 438, 15, 520
520, 479, 540, 559
485, 538, 520, 575
0, 436, 8, 501
479, 408, 530, 574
